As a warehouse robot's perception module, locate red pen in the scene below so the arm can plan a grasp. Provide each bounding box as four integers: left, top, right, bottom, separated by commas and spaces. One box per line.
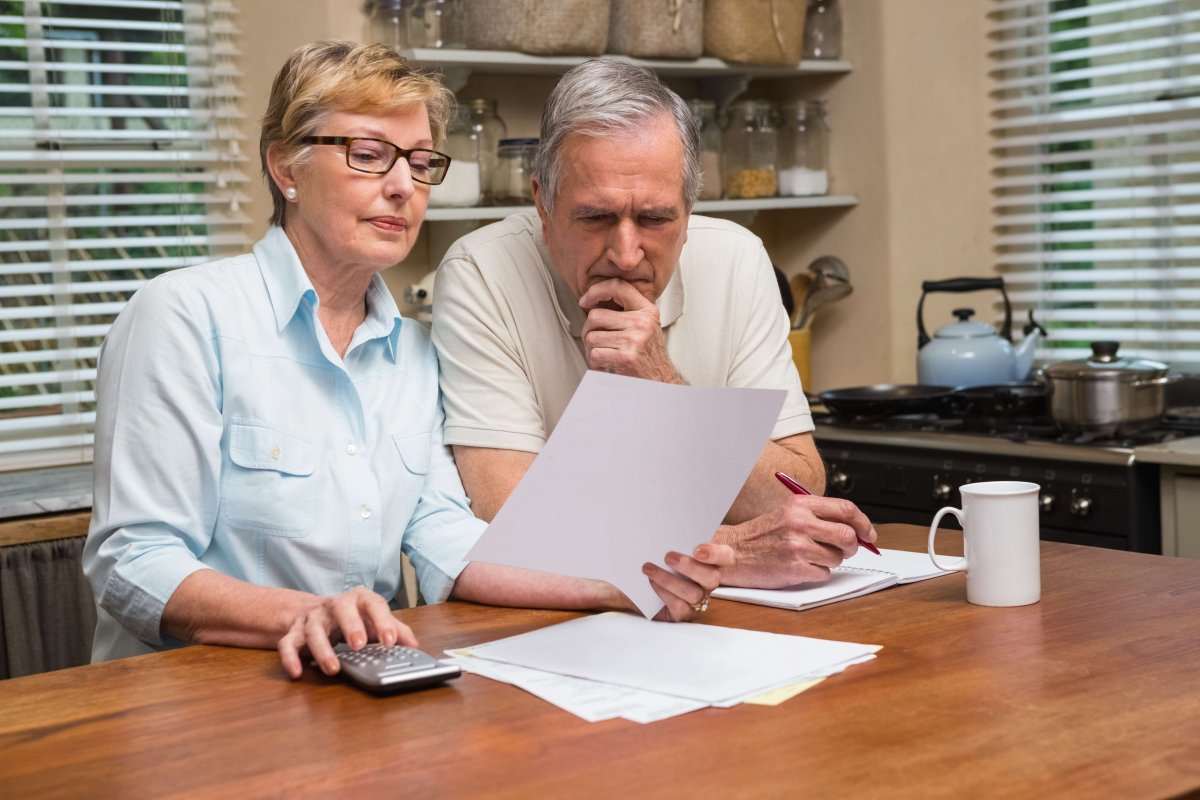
775, 471, 881, 555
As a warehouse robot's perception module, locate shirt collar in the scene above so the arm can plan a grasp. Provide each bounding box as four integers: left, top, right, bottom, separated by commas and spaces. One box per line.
530, 213, 686, 339
253, 226, 403, 360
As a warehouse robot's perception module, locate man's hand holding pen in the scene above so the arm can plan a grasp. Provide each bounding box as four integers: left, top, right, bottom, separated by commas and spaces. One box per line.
711, 482, 879, 589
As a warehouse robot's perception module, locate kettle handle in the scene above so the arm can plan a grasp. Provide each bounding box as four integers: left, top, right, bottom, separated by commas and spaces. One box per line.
917, 277, 1013, 348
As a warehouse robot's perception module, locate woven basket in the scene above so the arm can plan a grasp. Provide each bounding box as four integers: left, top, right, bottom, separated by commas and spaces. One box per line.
608, 0, 703, 59
462, 0, 612, 56
704, 0, 806, 66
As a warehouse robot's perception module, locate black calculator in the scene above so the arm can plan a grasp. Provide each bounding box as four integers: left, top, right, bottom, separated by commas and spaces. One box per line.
329, 643, 462, 695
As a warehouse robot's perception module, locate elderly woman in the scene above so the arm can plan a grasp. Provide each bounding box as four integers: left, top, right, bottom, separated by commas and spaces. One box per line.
84, 41, 730, 679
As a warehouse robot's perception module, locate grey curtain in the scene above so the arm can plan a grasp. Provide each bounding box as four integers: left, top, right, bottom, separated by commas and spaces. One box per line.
0, 536, 96, 679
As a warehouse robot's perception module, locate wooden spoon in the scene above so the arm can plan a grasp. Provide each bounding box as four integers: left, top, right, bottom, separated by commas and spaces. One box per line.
789, 272, 813, 328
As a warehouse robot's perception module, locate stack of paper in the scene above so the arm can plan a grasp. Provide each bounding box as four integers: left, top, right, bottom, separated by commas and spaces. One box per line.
449, 612, 880, 723
712, 547, 958, 611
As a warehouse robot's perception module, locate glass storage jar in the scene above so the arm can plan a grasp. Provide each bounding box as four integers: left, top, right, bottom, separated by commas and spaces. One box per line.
722, 99, 777, 199
429, 106, 480, 207
777, 100, 829, 196
408, 0, 465, 48
466, 98, 508, 205
491, 138, 538, 206
367, 0, 413, 50
688, 98, 723, 201
803, 0, 843, 60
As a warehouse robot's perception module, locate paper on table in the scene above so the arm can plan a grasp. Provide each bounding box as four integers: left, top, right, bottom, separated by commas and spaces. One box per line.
843, 547, 960, 582
451, 651, 709, 724
466, 371, 785, 617
457, 611, 880, 705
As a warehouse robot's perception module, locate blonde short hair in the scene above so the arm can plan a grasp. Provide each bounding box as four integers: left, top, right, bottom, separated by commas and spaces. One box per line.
259, 40, 454, 227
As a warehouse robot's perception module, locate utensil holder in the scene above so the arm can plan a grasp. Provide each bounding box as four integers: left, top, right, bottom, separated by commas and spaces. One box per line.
789, 327, 812, 389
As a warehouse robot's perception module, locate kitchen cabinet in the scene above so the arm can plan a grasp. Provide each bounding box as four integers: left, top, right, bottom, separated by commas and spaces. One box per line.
1135, 439, 1200, 559
400, 48, 858, 224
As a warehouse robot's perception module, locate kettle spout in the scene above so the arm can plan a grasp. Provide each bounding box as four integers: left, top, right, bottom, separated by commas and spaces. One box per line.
1013, 310, 1046, 380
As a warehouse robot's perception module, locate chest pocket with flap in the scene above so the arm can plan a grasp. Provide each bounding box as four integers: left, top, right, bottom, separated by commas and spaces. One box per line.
220, 419, 316, 535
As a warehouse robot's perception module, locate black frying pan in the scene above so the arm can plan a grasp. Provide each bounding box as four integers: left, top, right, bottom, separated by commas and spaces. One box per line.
819, 384, 955, 418
949, 382, 1047, 418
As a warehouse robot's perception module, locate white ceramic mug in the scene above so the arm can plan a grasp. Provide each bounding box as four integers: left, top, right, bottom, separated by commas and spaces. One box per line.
928, 481, 1041, 607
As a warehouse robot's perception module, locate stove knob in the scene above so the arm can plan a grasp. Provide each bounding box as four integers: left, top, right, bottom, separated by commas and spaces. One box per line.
829, 470, 851, 493
933, 481, 953, 502
1069, 493, 1092, 518
1039, 492, 1055, 514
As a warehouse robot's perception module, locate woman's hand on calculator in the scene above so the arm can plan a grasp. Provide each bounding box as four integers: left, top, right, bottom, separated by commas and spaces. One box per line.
277, 586, 417, 679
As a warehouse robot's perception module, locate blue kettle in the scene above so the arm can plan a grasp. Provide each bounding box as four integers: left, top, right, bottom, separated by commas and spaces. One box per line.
916, 277, 1045, 388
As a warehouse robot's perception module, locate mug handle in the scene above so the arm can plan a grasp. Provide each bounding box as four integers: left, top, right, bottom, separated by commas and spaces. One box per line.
929, 507, 969, 572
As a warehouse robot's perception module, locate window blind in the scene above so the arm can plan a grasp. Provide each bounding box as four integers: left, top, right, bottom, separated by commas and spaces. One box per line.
988, 0, 1200, 370
0, 0, 249, 470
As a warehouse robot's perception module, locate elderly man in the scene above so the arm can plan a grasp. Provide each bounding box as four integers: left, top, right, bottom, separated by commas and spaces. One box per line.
431, 58, 876, 589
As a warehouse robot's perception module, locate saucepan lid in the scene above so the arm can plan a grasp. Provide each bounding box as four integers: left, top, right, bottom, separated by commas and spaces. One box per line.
1043, 341, 1169, 383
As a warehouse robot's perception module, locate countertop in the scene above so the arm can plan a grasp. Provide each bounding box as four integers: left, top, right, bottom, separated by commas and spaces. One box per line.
1134, 437, 1200, 468
0, 464, 91, 520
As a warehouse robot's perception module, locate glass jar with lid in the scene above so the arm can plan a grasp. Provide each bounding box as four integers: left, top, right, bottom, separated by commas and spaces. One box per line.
367, 0, 413, 50
491, 138, 539, 206
466, 98, 508, 205
803, 0, 843, 60
722, 99, 777, 199
429, 106, 480, 207
688, 98, 722, 201
408, 0, 465, 48
777, 100, 830, 196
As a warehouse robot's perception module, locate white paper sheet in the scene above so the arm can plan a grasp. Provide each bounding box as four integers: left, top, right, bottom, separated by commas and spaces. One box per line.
457, 612, 880, 705
450, 651, 709, 723
843, 547, 960, 582
465, 371, 785, 617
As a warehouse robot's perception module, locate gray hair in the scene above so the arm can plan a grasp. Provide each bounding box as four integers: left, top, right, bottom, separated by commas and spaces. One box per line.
534, 57, 701, 214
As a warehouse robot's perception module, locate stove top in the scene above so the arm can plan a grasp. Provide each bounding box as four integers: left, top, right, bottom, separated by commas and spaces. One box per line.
813, 411, 1200, 449
812, 408, 1200, 466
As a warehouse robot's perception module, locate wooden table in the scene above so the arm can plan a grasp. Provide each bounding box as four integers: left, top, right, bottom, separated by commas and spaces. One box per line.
2, 524, 1199, 798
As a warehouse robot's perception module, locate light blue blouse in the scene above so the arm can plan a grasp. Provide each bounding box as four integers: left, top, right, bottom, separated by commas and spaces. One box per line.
85, 226, 484, 661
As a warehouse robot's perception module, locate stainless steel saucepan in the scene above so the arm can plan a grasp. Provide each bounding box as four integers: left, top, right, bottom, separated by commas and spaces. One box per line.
1042, 341, 1176, 435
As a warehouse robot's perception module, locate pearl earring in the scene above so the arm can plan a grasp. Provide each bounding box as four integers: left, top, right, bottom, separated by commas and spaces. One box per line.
284, 187, 297, 201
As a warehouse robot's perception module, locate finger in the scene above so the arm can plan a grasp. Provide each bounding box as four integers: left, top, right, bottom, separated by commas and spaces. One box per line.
277, 628, 306, 680
656, 554, 710, 606
643, 563, 694, 622
305, 611, 341, 675
359, 593, 417, 648
694, 542, 735, 567
331, 593, 370, 651
665, 551, 723, 592
578, 278, 653, 312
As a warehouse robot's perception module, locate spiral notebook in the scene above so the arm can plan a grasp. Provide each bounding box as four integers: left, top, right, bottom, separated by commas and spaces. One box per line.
711, 548, 957, 611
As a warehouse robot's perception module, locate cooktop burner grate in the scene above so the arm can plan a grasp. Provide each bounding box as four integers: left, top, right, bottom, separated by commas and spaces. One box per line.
813, 410, 1196, 448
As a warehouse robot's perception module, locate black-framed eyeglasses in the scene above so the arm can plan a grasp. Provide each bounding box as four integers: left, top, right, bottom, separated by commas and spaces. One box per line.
302, 136, 452, 185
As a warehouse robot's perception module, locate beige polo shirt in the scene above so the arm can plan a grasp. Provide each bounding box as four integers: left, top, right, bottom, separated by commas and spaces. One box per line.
431, 211, 812, 453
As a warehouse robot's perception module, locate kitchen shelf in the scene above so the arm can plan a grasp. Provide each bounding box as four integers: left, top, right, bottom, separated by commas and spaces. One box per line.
425, 194, 858, 222
402, 48, 852, 105
401, 48, 852, 77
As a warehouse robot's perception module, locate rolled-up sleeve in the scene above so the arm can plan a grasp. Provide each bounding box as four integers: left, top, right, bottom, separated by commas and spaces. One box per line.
84, 277, 224, 647
400, 401, 486, 604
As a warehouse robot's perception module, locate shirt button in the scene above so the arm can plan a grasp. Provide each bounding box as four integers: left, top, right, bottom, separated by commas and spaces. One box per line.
346, 442, 357, 456
359, 506, 372, 520
271, 446, 282, 460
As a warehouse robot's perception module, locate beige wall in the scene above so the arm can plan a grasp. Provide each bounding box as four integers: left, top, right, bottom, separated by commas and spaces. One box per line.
235, 0, 994, 389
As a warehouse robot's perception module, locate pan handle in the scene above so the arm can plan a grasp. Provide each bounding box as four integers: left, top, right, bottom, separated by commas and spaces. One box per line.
917, 276, 1013, 348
